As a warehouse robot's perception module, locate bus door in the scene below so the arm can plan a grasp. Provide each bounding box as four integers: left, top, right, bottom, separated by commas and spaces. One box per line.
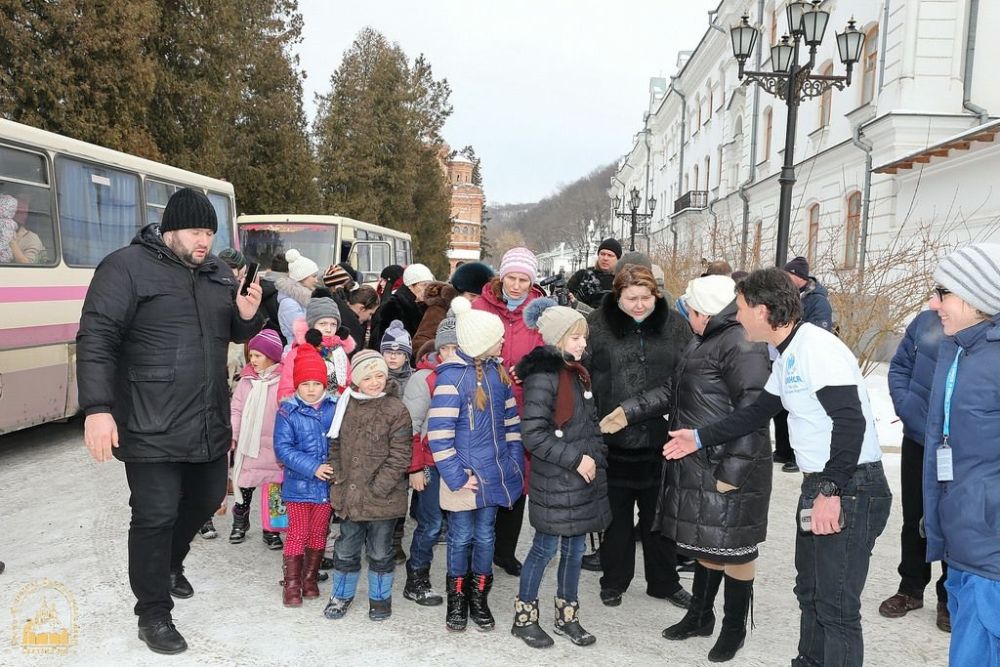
349, 240, 394, 284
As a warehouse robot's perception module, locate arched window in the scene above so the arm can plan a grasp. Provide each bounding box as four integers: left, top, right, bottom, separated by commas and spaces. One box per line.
717, 146, 724, 186
763, 107, 773, 161
705, 156, 711, 190
845, 192, 862, 268
818, 62, 833, 127
693, 165, 700, 192
706, 81, 713, 121
807, 203, 820, 265
770, 6, 780, 46
861, 25, 879, 105
695, 95, 703, 129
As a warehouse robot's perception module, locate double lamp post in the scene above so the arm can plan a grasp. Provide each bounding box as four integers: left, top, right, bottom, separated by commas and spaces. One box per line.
613, 186, 656, 252
729, 1, 867, 267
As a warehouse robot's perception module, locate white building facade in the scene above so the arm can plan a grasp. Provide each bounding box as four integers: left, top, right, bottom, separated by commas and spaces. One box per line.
615, 0, 1000, 274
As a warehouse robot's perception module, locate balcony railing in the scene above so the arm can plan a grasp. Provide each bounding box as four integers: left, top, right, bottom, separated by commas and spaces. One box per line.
673, 190, 709, 213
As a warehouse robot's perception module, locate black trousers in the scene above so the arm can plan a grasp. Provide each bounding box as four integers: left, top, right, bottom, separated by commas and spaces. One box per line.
773, 409, 793, 460
124, 456, 228, 625
493, 494, 526, 563
599, 483, 681, 596
898, 436, 948, 600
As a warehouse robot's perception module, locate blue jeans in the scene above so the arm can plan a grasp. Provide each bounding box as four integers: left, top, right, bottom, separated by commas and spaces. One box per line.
518, 531, 586, 602
333, 518, 396, 574
946, 567, 1000, 667
408, 467, 442, 571
794, 462, 892, 667
446, 505, 499, 576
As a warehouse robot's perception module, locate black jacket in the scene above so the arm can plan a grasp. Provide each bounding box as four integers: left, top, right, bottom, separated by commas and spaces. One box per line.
567, 267, 615, 308
259, 276, 285, 345
516, 346, 612, 536
585, 293, 692, 487
76, 225, 263, 463
332, 289, 366, 353
622, 301, 772, 550
368, 284, 424, 351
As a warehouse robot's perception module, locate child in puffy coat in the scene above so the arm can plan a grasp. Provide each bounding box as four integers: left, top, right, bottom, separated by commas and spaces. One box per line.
511, 299, 611, 649
400, 316, 459, 607
428, 297, 524, 632
229, 329, 286, 548
273, 345, 336, 608
323, 350, 412, 622
278, 290, 355, 400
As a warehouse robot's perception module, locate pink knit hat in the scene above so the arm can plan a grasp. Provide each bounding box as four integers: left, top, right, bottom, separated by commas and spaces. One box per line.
499, 247, 537, 284
248, 329, 283, 363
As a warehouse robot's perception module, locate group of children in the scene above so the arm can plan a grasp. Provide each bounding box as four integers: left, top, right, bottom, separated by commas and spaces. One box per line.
229, 284, 612, 646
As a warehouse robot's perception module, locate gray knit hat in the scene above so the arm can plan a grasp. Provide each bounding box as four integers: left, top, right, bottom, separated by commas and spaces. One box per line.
614, 251, 653, 274
306, 296, 341, 328
435, 316, 458, 350
934, 243, 1000, 316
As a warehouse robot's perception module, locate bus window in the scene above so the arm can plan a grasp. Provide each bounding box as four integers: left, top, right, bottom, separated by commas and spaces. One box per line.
240, 222, 339, 271
206, 192, 234, 254
145, 178, 179, 226
0, 145, 56, 265
351, 240, 393, 283
57, 156, 141, 267
394, 237, 411, 265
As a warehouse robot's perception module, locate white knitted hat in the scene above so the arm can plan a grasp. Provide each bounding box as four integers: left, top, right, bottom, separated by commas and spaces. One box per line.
451, 296, 504, 357
683, 275, 736, 316
524, 297, 585, 346
403, 263, 435, 286
286, 249, 319, 283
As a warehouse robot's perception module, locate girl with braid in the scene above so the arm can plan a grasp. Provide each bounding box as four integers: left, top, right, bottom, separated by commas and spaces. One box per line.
427, 296, 524, 633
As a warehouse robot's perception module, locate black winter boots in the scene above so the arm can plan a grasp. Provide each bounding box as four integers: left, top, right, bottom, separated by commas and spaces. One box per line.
663, 563, 724, 640
708, 576, 753, 662
403, 565, 443, 606
467, 573, 495, 630
511, 597, 554, 648
229, 504, 250, 543
446, 574, 468, 631
553, 597, 596, 646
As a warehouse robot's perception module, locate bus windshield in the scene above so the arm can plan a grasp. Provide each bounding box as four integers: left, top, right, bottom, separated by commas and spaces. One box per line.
239, 222, 338, 270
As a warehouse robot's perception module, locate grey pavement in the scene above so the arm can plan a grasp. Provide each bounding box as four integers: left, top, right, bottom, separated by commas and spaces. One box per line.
0, 420, 950, 666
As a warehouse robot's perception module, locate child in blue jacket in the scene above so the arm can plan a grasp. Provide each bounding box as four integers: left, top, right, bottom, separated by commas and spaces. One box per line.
273, 343, 336, 608
428, 296, 524, 632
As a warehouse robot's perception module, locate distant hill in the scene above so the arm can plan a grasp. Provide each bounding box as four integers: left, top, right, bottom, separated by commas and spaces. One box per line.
488, 163, 616, 253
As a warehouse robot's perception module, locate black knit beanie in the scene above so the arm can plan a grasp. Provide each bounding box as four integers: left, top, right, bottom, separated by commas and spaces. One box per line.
783, 256, 810, 281
598, 238, 623, 259
160, 188, 218, 234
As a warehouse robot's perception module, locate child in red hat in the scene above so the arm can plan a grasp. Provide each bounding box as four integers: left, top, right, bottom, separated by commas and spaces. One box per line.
273, 344, 336, 607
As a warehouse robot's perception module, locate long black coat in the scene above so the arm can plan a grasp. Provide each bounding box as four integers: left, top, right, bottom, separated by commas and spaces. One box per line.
516, 346, 612, 536
622, 301, 772, 551
368, 284, 424, 351
76, 225, 263, 463
585, 293, 693, 487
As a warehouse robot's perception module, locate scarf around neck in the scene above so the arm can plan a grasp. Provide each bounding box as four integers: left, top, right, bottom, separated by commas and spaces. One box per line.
326, 387, 386, 440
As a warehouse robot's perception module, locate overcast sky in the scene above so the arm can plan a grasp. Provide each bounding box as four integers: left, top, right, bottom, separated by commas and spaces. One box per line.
296, 0, 722, 205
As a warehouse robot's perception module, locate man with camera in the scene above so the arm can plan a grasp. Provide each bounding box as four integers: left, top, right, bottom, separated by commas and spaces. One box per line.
567, 238, 622, 308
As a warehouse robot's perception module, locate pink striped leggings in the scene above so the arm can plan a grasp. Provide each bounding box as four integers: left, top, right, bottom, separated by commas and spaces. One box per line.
283, 502, 331, 556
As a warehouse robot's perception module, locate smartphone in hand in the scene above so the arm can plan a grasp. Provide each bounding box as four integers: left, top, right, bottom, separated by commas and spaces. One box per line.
240, 262, 259, 296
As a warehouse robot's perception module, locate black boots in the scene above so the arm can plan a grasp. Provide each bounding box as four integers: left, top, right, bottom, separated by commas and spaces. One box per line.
511, 597, 554, 648
708, 576, 754, 662
169, 569, 194, 599
467, 573, 495, 630
403, 565, 443, 606
553, 597, 596, 646
446, 574, 468, 631
138, 619, 187, 655
229, 504, 250, 543
663, 563, 723, 640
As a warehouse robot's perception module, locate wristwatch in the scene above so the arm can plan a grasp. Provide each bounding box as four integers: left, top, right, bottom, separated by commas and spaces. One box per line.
818, 480, 841, 497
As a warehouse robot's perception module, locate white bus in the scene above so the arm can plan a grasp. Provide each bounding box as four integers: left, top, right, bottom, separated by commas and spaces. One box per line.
0, 118, 237, 435
237, 214, 412, 284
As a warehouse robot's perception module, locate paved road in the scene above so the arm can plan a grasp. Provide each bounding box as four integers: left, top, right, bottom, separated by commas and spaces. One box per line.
1, 420, 950, 666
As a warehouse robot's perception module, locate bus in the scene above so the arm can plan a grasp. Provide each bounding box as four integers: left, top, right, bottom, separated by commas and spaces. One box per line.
0, 118, 237, 436
236, 214, 412, 284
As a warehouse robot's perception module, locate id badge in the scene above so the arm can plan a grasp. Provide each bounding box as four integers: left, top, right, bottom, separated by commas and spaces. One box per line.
936, 444, 954, 482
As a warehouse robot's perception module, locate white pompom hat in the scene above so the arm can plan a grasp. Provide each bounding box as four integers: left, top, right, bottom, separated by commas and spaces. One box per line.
451, 296, 505, 357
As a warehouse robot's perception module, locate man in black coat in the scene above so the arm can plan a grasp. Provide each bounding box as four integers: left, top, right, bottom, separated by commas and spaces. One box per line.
77, 189, 263, 655
567, 238, 621, 308
368, 263, 433, 350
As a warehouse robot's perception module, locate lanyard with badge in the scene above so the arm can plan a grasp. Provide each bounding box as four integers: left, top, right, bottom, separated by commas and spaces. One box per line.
938, 347, 962, 482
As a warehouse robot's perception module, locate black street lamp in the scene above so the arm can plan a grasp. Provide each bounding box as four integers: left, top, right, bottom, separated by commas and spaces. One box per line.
730, 2, 865, 267
613, 186, 656, 251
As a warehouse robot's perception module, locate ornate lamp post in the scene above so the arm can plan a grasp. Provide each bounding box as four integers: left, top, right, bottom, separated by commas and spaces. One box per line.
730, 1, 866, 266
613, 186, 656, 251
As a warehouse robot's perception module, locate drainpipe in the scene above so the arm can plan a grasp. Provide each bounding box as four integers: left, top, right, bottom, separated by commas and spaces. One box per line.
738, 0, 765, 269
964, 0, 989, 123
852, 123, 874, 279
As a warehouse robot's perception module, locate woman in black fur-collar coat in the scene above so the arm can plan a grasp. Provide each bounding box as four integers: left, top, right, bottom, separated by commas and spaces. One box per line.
584, 264, 693, 608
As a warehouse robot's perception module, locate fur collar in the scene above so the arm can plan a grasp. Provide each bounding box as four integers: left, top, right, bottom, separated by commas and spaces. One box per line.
598, 291, 669, 339
516, 345, 568, 379
273, 274, 312, 308
423, 282, 457, 309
